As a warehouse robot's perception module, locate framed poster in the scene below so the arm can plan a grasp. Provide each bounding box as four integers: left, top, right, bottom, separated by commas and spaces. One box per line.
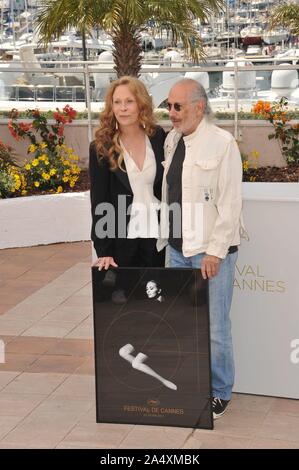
92, 267, 213, 429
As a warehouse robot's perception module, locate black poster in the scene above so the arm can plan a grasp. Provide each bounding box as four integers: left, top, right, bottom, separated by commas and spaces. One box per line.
92, 267, 213, 429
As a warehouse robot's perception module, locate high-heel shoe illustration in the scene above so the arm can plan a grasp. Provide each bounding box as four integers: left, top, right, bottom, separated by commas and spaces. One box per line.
119, 343, 177, 391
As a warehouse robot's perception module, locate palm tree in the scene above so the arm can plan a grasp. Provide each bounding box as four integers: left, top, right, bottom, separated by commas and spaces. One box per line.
103, 0, 225, 76
269, 2, 299, 37
35, 0, 225, 76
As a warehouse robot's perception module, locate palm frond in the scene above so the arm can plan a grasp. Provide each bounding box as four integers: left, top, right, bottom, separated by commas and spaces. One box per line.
269, 2, 299, 36
35, 0, 107, 43
161, 20, 205, 63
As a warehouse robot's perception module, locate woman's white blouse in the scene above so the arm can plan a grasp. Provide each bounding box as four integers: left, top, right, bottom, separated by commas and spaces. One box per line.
121, 136, 160, 239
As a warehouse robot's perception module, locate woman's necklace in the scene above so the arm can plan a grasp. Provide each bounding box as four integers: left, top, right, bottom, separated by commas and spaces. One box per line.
121, 135, 146, 171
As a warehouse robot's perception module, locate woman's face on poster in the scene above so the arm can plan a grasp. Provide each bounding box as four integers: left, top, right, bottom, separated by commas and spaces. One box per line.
146, 281, 158, 299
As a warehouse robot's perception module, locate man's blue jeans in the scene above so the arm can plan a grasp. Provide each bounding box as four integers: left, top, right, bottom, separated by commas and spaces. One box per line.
168, 245, 237, 401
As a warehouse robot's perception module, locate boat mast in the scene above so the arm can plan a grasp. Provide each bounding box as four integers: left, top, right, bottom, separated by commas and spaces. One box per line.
10, 0, 15, 47
1, 1, 4, 40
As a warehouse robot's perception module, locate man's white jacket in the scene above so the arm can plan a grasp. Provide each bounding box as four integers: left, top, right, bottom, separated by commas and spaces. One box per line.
157, 117, 247, 259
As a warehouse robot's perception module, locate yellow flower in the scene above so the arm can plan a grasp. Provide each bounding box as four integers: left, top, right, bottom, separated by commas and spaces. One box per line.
251, 149, 260, 160
32, 159, 39, 166
69, 181, 75, 188
42, 173, 50, 180
64, 169, 71, 176
49, 169, 57, 176
57, 186, 63, 193
34, 181, 40, 187
71, 164, 80, 173
243, 161, 249, 172
63, 160, 70, 166
28, 144, 37, 153
40, 142, 47, 149
45, 160, 49, 165
25, 164, 31, 170
14, 175, 21, 190
62, 176, 69, 183
21, 190, 27, 196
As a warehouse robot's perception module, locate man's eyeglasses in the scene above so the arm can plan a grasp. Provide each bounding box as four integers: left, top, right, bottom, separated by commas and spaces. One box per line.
167, 100, 197, 112
167, 102, 183, 112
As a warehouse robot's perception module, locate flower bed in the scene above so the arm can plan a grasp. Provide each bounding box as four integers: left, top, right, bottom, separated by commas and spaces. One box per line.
243, 165, 299, 182
0, 140, 25, 198
0, 106, 82, 198
252, 98, 299, 165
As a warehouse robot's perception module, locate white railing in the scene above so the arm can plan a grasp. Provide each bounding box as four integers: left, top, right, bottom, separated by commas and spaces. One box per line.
1, 58, 299, 141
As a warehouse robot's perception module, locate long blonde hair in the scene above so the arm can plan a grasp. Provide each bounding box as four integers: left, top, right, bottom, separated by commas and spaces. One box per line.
95, 76, 157, 171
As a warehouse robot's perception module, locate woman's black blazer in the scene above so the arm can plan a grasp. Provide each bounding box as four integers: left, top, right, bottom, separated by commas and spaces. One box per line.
89, 126, 166, 258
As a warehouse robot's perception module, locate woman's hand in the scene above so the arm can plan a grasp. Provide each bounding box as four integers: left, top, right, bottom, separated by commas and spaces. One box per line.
93, 257, 118, 271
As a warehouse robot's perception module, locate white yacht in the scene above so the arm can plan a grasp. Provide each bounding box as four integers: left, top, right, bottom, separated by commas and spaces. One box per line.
240, 26, 263, 46
263, 29, 289, 45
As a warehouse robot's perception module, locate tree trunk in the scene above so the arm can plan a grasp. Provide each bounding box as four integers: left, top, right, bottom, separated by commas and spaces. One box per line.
112, 25, 143, 77
82, 27, 87, 62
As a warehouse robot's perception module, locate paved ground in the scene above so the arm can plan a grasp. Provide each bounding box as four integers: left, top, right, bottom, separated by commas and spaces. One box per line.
0, 242, 298, 449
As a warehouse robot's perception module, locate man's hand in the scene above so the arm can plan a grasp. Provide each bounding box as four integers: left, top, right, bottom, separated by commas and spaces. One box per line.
201, 255, 221, 280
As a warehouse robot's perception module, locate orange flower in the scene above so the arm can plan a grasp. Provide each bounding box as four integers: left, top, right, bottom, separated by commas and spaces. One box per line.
264, 103, 271, 113
53, 111, 66, 123
63, 104, 77, 122
19, 122, 32, 132
252, 100, 272, 116
8, 121, 20, 140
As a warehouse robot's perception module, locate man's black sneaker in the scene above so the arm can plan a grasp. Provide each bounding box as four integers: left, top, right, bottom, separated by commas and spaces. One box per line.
212, 397, 230, 419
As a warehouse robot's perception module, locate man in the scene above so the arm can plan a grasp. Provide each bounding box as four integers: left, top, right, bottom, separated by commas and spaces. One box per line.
157, 78, 246, 419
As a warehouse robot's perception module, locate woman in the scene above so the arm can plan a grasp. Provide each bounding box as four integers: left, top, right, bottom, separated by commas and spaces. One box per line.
145, 280, 165, 302
89, 76, 165, 271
